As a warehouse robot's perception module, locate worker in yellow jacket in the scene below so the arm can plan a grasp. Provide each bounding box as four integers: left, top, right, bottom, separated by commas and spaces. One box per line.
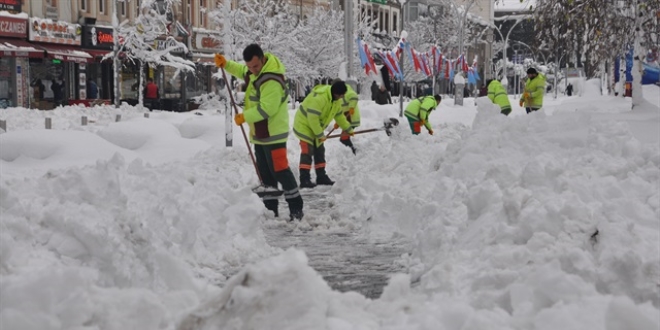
520, 67, 546, 113
487, 79, 512, 115
215, 44, 303, 221
404, 94, 441, 135
293, 81, 354, 188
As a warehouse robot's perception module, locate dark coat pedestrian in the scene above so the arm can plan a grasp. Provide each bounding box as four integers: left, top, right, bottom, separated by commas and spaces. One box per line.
374, 85, 392, 105
87, 79, 99, 99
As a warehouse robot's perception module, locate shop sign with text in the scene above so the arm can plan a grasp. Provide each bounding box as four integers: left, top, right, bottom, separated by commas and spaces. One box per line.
82, 26, 116, 49
0, 16, 27, 38
0, 0, 21, 12
29, 17, 82, 45
193, 32, 221, 52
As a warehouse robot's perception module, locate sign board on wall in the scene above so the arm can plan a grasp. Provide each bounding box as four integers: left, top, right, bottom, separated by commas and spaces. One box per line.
154, 38, 185, 53
29, 17, 82, 45
0, 0, 22, 12
0, 16, 27, 38
81, 26, 116, 50
192, 32, 221, 52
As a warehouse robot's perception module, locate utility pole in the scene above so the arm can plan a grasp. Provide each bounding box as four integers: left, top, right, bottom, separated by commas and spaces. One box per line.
398, 0, 405, 117
224, 0, 233, 147
344, 0, 357, 91
113, 0, 121, 108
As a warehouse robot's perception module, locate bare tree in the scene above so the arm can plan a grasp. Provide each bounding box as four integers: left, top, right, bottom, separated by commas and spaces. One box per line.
112, 0, 195, 107
533, 0, 659, 104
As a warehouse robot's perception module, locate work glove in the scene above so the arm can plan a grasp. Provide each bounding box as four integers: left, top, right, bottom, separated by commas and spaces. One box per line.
348, 129, 355, 136
349, 108, 355, 115
420, 119, 426, 126
523, 92, 530, 99
318, 137, 327, 144
519, 100, 524, 107
234, 113, 245, 126
429, 129, 434, 135
214, 53, 227, 68
334, 123, 339, 130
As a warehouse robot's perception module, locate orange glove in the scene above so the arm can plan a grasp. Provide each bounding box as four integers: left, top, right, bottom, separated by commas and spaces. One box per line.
349, 108, 355, 115
348, 129, 355, 136
519, 100, 524, 107
420, 119, 426, 125
429, 129, 434, 135
214, 54, 227, 68
523, 92, 530, 99
234, 113, 245, 126
333, 123, 339, 129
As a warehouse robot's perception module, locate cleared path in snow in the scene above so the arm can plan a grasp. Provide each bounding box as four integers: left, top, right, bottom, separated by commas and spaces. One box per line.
264, 191, 410, 299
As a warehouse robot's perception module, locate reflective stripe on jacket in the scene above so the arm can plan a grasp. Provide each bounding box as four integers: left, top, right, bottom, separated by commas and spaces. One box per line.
487, 80, 511, 112
404, 96, 437, 131
293, 85, 351, 146
340, 84, 361, 128
223, 53, 289, 145
521, 73, 546, 109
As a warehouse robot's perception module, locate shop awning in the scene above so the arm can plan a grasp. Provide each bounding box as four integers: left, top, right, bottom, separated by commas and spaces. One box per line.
0, 38, 45, 58
40, 45, 93, 63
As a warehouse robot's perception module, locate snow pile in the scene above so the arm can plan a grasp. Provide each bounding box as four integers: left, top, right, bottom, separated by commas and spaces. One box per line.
0, 86, 658, 329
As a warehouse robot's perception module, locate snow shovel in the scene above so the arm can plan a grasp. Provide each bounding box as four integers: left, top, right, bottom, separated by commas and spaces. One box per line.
326, 118, 399, 139
221, 69, 283, 198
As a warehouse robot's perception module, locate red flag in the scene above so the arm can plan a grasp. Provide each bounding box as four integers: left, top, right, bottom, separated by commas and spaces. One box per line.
445, 59, 450, 79
365, 44, 377, 75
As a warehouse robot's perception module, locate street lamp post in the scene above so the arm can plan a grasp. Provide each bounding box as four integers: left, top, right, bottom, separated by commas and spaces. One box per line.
494, 15, 527, 89
397, 0, 406, 117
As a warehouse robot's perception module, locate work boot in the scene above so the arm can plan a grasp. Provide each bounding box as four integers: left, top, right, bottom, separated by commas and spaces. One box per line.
263, 200, 279, 218
316, 175, 335, 186
299, 169, 316, 188
289, 209, 304, 221
300, 179, 316, 188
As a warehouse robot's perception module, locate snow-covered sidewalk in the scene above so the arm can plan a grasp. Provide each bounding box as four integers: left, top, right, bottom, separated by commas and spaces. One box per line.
0, 84, 658, 329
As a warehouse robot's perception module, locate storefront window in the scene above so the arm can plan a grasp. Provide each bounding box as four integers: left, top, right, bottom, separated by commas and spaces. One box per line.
0, 58, 12, 108
185, 65, 210, 99
29, 59, 66, 109
162, 66, 182, 99
120, 61, 140, 100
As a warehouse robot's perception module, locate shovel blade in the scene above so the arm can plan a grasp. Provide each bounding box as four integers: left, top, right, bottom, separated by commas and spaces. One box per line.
252, 185, 284, 198
384, 118, 400, 136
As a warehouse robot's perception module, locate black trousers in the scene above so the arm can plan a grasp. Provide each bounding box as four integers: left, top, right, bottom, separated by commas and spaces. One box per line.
254, 143, 303, 216
299, 141, 327, 180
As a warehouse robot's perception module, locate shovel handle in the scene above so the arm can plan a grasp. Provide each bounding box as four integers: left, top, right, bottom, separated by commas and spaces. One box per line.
326, 128, 382, 139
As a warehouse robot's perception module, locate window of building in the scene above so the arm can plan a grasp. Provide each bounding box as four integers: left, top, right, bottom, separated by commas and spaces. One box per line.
99, 0, 105, 13
385, 12, 389, 32
187, 0, 192, 24
393, 13, 397, 34
81, 0, 87, 11
199, 0, 207, 27
379, 10, 383, 32
121, 1, 126, 16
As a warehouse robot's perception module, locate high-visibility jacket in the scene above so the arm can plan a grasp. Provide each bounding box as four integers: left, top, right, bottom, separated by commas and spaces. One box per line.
404, 96, 437, 131
521, 73, 546, 110
487, 80, 511, 112
339, 84, 361, 128
223, 53, 289, 145
293, 85, 352, 147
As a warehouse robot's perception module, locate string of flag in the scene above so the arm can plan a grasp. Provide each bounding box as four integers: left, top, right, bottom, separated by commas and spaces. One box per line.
356, 36, 482, 85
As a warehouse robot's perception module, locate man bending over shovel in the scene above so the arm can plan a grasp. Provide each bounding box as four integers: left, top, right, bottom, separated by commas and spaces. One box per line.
293, 81, 354, 188
404, 94, 442, 135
